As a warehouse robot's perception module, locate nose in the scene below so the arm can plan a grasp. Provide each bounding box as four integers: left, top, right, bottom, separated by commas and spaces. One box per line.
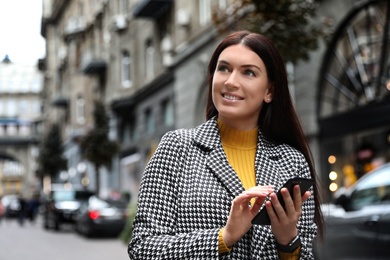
224, 71, 240, 89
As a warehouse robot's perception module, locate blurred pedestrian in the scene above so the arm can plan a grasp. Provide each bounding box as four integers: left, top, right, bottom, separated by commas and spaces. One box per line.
27, 194, 40, 223
128, 31, 323, 259
17, 196, 27, 226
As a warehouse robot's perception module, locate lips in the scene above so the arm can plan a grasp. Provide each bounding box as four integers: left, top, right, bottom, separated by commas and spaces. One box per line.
222, 94, 244, 101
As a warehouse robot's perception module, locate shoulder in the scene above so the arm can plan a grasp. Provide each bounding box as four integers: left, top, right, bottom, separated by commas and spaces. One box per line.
160, 118, 220, 150
265, 138, 308, 169
160, 127, 195, 145
278, 143, 305, 161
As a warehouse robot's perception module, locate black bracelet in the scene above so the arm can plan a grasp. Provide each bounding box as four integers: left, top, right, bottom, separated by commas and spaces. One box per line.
276, 234, 301, 253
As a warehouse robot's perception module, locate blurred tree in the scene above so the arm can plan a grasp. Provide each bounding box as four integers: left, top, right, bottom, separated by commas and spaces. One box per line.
37, 123, 67, 180
80, 100, 119, 195
213, 0, 331, 64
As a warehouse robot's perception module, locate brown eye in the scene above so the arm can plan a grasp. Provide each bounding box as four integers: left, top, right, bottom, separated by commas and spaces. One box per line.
244, 69, 256, 77
217, 65, 229, 72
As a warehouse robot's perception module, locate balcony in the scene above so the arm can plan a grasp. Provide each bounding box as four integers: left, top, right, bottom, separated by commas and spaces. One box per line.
132, 0, 172, 18
65, 15, 87, 36
80, 50, 107, 75
52, 96, 69, 108
0, 119, 39, 145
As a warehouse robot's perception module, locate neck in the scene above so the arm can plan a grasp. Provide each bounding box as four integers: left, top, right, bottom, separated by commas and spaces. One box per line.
217, 116, 258, 131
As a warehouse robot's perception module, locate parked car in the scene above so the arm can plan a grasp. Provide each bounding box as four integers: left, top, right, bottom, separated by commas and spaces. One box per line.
75, 196, 128, 237
2, 195, 22, 219
315, 162, 390, 259
42, 189, 94, 231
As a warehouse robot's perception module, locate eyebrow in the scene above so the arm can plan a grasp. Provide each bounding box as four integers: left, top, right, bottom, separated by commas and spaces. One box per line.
218, 60, 262, 72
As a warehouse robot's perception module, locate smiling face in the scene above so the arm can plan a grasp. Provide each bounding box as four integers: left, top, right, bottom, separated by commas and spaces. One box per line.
212, 44, 273, 131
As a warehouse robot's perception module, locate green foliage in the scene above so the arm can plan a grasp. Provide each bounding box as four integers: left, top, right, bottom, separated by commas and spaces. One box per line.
80, 100, 119, 194
213, 0, 330, 64
119, 201, 137, 244
37, 123, 67, 178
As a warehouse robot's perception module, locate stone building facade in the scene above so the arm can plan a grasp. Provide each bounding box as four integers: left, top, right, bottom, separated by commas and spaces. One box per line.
40, 0, 390, 200
0, 55, 42, 197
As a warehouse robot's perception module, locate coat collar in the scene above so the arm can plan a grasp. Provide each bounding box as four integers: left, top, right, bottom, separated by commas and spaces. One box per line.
193, 116, 281, 159
193, 117, 282, 198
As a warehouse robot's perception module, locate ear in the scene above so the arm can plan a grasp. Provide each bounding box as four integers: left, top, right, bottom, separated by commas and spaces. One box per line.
264, 83, 274, 103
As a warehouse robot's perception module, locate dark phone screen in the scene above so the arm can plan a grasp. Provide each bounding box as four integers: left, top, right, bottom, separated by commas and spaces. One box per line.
251, 177, 314, 225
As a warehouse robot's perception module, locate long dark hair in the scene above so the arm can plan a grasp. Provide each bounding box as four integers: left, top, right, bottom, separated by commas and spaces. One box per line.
206, 31, 323, 237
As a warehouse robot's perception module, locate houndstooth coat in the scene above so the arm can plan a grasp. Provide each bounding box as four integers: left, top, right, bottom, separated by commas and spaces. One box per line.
128, 117, 317, 259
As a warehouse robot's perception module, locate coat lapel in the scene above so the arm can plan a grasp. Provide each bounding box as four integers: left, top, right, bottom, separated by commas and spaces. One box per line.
193, 117, 244, 199
252, 131, 285, 256
255, 131, 282, 189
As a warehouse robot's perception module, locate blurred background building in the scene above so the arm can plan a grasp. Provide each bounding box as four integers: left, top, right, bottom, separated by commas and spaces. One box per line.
2, 0, 388, 202
0, 55, 42, 196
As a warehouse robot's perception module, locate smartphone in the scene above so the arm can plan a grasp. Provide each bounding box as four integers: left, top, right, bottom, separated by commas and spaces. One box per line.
251, 177, 314, 225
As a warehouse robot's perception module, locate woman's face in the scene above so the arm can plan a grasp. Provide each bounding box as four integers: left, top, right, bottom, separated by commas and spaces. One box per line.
212, 44, 273, 131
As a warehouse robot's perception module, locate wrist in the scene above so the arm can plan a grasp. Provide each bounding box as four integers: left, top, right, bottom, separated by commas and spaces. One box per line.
276, 229, 298, 246
222, 227, 234, 247
276, 234, 301, 253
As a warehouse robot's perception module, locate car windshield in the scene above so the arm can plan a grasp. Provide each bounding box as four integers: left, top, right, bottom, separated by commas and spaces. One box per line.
53, 191, 93, 201
350, 164, 390, 208
355, 165, 390, 191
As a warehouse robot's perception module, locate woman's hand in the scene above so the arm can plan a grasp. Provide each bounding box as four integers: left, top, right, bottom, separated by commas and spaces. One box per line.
223, 186, 274, 247
266, 185, 311, 245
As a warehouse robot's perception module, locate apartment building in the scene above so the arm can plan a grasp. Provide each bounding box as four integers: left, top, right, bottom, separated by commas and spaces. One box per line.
40, 0, 390, 200
0, 55, 42, 197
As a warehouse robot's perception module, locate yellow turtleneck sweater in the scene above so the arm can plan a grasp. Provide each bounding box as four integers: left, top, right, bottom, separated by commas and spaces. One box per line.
217, 119, 300, 259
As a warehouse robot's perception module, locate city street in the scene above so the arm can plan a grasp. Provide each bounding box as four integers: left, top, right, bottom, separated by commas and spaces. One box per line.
0, 216, 129, 260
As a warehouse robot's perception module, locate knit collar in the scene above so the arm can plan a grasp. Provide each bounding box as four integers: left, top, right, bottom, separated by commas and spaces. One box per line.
217, 118, 258, 149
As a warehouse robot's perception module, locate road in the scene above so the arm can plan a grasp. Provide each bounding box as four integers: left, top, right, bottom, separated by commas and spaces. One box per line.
0, 215, 129, 260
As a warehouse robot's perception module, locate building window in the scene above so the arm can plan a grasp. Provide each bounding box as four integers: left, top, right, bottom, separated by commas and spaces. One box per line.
20, 80, 29, 93
146, 39, 155, 79
121, 117, 137, 145
7, 99, 17, 117
19, 100, 28, 115
122, 123, 131, 145
162, 99, 174, 127
145, 109, 154, 134
119, 0, 127, 15
32, 100, 41, 115
121, 51, 132, 88
199, 0, 211, 26
76, 95, 85, 124
31, 79, 41, 93
219, 0, 227, 9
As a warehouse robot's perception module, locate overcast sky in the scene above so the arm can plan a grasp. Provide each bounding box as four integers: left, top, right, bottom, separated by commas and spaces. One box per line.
0, 0, 45, 66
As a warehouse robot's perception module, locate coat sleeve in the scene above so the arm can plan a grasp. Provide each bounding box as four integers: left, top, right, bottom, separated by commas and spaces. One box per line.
128, 130, 220, 260
295, 154, 318, 260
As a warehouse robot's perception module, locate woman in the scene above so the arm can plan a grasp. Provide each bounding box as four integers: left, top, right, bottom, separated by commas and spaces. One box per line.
128, 31, 323, 259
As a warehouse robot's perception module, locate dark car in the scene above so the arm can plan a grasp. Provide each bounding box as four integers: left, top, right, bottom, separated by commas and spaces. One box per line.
4, 197, 21, 218
315, 162, 390, 259
75, 196, 128, 237
43, 189, 94, 231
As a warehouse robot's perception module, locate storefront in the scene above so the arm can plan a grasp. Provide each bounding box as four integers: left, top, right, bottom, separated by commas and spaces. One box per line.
317, 0, 390, 196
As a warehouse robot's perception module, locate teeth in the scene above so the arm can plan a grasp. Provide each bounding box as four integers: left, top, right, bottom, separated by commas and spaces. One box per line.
224, 94, 241, 100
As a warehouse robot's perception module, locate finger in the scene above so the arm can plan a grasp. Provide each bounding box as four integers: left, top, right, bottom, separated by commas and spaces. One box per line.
246, 185, 274, 192
245, 186, 274, 197
281, 187, 295, 213
265, 200, 278, 222
301, 191, 311, 204
251, 196, 267, 214
293, 185, 302, 210
232, 193, 252, 210
270, 193, 287, 219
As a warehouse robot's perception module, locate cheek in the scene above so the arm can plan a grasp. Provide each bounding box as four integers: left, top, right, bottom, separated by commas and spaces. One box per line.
211, 76, 220, 100
211, 84, 217, 106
